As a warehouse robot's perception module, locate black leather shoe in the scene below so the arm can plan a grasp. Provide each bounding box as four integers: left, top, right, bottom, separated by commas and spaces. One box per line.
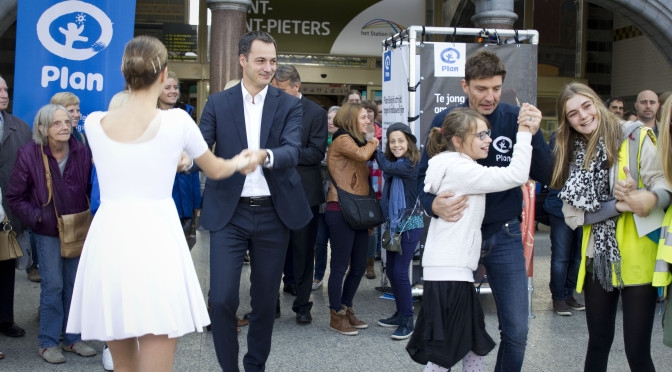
0, 322, 25, 338
296, 312, 312, 324
283, 284, 297, 296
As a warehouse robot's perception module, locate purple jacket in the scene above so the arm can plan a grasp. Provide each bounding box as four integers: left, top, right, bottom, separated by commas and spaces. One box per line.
6, 136, 91, 237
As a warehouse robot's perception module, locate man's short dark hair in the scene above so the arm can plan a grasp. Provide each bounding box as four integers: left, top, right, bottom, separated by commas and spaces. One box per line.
238, 31, 277, 59
464, 49, 507, 83
605, 97, 624, 107
273, 65, 301, 87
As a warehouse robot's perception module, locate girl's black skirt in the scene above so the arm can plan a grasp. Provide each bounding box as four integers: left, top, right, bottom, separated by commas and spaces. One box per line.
406, 280, 495, 368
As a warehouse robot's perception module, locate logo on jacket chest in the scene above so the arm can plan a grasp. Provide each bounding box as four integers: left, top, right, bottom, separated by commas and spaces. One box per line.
492, 136, 513, 162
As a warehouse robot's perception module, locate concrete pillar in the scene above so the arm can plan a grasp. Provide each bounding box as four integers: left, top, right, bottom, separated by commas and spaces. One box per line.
470, 0, 518, 29
207, 0, 251, 94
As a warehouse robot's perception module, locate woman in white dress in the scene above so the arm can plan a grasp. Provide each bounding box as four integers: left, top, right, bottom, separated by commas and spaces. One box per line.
67, 35, 253, 372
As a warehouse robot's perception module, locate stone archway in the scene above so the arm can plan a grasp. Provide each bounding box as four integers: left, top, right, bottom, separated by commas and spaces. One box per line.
587, 0, 672, 66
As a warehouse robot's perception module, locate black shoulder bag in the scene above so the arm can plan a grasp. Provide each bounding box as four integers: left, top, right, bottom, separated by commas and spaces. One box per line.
328, 171, 385, 230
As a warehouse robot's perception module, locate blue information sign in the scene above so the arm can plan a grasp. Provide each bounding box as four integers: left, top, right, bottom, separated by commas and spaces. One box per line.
13, 0, 136, 129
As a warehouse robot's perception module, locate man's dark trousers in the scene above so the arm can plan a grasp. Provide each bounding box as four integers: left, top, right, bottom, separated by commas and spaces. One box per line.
209, 202, 289, 372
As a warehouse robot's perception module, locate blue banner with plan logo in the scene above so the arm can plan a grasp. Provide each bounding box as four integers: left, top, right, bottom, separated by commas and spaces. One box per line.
13, 0, 136, 129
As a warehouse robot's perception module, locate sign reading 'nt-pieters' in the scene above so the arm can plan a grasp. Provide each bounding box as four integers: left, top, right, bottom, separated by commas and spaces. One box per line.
246, 0, 424, 57
13, 0, 136, 128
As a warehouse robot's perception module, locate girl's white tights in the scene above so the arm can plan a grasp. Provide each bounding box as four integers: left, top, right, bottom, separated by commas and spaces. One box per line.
423, 351, 485, 372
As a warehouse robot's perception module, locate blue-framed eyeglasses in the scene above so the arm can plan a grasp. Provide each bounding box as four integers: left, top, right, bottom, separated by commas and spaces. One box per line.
471, 129, 491, 140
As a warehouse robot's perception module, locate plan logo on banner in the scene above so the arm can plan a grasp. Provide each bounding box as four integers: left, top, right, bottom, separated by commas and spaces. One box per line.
383, 50, 392, 82
13, 0, 135, 127
37, 2, 113, 61
37, 1, 113, 90
434, 43, 466, 77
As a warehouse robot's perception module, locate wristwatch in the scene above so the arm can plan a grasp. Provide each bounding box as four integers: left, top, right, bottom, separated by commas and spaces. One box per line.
263, 150, 271, 168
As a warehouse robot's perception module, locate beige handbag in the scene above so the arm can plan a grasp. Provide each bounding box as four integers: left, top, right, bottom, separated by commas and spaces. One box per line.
41, 146, 92, 258
0, 216, 23, 261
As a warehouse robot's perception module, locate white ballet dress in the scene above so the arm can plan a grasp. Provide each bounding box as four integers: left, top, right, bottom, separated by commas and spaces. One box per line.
67, 109, 210, 341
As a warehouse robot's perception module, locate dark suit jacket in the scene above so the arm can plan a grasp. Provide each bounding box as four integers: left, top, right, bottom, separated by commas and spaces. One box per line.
296, 96, 327, 207
0, 111, 33, 234
198, 83, 311, 231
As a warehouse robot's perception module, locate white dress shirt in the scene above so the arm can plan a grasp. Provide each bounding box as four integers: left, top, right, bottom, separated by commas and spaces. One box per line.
240, 84, 272, 197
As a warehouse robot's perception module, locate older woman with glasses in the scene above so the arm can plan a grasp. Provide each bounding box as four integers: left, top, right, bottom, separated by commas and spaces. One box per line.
6, 104, 94, 364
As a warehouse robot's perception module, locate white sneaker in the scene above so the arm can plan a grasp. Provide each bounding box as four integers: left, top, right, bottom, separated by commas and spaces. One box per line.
312, 279, 323, 290
102, 344, 114, 371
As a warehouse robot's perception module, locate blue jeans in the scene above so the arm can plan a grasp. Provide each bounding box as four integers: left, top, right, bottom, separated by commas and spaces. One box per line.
27, 229, 38, 269
314, 212, 329, 281
480, 219, 528, 372
548, 215, 582, 301
386, 228, 423, 317
34, 234, 81, 348
325, 210, 368, 311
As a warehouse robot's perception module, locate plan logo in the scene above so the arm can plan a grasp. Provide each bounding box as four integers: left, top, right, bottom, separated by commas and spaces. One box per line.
492, 136, 513, 154
383, 50, 392, 82
439, 48, 460, 64
434, 43, 465, 77
37, 1, 113, 61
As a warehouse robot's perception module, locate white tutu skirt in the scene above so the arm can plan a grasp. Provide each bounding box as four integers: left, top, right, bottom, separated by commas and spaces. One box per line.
66, 199, 210, 341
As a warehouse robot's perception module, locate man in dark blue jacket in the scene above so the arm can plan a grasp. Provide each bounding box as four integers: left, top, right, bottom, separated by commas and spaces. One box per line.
416, 49, 551, 372
196, 31, 311, 372
272, 65, 327, 324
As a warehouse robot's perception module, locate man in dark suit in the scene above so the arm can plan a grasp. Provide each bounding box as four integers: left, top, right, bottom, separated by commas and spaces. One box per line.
0, 75, 31, 340
272, 65, 327, 324
197, 32, 311, 371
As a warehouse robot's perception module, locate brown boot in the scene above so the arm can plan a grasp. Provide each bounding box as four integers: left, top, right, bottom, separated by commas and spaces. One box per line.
330, 309, 358, 335
343, 305, 368, 329
366, 258, 376, 279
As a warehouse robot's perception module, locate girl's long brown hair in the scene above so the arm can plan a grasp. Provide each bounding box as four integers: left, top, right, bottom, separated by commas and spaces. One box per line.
658, 98, 672, 186
549, 83, 622, 189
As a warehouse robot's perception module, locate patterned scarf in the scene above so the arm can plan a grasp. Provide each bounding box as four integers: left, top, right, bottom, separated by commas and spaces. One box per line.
388, 164, 406, 231
558, 138, 623, 291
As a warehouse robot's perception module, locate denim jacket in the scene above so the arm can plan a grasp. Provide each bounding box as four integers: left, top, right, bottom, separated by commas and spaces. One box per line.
6, 137, 91, 237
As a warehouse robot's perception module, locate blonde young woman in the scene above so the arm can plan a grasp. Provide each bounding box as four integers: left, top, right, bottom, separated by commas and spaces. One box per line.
157, 71, 202, 249
551, 82, 671, 372
655, 97, 672, 347
65, 36, 253, 372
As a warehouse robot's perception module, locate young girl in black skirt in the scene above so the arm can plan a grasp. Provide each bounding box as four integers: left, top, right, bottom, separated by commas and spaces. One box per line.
406, 108, 535, 371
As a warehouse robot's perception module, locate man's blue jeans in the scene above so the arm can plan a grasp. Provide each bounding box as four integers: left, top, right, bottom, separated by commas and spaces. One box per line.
481, 219, 528, 372
548, 215, 582, 300
34, 234, 82, 348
